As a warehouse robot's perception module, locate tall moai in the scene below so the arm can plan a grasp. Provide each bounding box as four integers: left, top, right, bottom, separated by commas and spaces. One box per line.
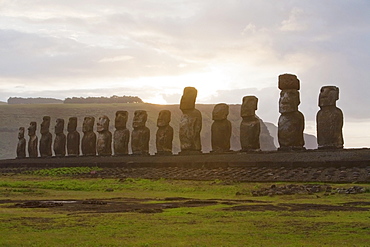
156, 110, 173, 155
211, 103, 231, 153
97, 115, 112, 156
16, 127, 26, 159
277, 74, 305, 150
131, 110, 150, 155
114, 111, 130, 156
53, 118, 66, 157
81, 116, 96, 156
179, 87, 202, 154
28, 121, 38, 157
39, 116, 53, 157
316, 86, 344, 149
67, 117, 80, 156
240, 96, 260, 151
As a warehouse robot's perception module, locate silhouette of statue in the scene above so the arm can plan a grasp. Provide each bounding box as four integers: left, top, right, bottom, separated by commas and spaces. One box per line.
67, 117, 80, 156
211, 103, 231, 153
28, 121, 38, 157
317, 86, 344, 149
114, 111, 130, 156
81, 116, 96, 156
53, 118, 66, 157
156, 110, 173, 155
39, 116, 52, 157
240, 96, 260, 151
97, 115, 112, 156
16, 127, 26, 158
131, 110, 150, 155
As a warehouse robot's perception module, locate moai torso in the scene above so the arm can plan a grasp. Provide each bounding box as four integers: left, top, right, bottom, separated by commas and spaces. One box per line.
316, 86, 344, 149
97, 115, 112, 156
156, 110, 173, 155
39, 116, 52, 157
113, 111, 130, 155
16, 127, 26, 159
131, 110, 150, 155
211, 103, 231, 153
277, 74, 305, 150
240, 96, 260, 151
81, 116, 96, 156
67, 117, 80, 156
53, 118, 66, 157
179, 87, 202, 153
28, 121, 38, 157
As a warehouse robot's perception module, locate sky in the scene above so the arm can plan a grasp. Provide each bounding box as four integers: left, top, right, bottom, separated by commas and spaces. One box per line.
0, 0, 369, 147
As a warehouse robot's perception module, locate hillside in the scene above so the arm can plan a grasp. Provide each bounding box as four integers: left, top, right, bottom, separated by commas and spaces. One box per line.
0, 103, 281, 159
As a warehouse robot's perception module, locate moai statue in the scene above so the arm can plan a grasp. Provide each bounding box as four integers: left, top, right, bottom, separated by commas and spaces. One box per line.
113, 111, 130, 156
131, 110, 150, 155
16, 127, 26, 158
96, 115, 112, 156
179, 87, 202, 154
28, 121, 38, 157
240, 96, 260, 151
316, 86, 344, 149
277, 74, 305, 150
156, 110, 173, 155
53, 118, 66, 157
67, 117, 80, 156
211, 103, 231, 153
39, 116, 52, 157
81, 116, 96, 156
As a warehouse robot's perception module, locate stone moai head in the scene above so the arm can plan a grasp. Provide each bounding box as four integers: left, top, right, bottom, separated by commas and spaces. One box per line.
278, 74, 301, 114
157, 110, 171, 127
28, 122, 37, 136
319, 86, 339, 107
18, 127, 25, 139
97, 115, 110, 132
40, 116, 51, 134
180, 87, 197, 111
55, 118, 64, 134
133, 110, 148, 128
67, 117, 78, 133
82, 116, 95, 133
115, 111, 128, 130
212, 103, 229, 120
241, 96, 258, 117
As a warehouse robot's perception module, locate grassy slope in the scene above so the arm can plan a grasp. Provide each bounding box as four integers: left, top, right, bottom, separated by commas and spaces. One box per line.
0, 103, 276, 159
0, 175, 369, 246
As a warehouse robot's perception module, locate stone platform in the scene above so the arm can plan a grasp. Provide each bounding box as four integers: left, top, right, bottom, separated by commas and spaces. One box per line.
1, 149, 370, 183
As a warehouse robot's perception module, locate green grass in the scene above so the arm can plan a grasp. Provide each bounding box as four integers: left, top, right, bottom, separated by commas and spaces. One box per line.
0, 174, 369, 246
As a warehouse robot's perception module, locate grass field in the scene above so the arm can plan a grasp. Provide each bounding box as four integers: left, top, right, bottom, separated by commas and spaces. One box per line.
0, 171, 369, 246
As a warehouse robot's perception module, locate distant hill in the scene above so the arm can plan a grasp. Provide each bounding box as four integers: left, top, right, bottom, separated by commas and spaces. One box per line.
64, 95, 143, 104
0, 101, 6, 105
264, 122, 318, 149
8, 97, 63, 104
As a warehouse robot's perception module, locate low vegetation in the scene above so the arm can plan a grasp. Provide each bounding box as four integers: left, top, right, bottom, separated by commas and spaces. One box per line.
0, 172, 369, 246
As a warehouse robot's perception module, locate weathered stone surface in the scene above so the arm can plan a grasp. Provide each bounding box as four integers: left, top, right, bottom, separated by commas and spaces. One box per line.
53, 118, 66, 157
16, 127, 26, 158
278, 74, 305, 151
67, 117, 80, 156
179, 87, 202, 154
317, 86, 343, 149
156, 110, 173, 155
278, 111, 305, 150
97, 115, 112, 156
131, 110, 150, 155
39, 116, 52, 157
211, 104, 231, 152
241, 96, 258, 117
81, 116, 96, 156
114, 111, 130, 156
27, 121, 38, 158
278, 73, 300, 90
